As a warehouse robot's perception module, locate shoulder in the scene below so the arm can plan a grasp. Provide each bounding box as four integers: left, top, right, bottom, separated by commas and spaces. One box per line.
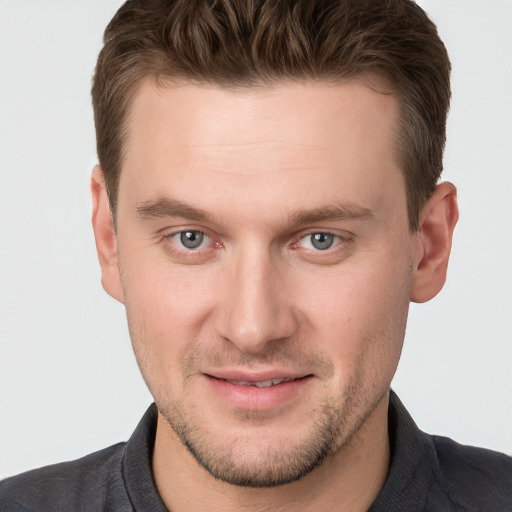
431, 434, 512, 509
0, 442, 128, 512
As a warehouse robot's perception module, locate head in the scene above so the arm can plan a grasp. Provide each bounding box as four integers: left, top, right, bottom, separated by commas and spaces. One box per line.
92, 0, 451, 232
91, 0, 458, 489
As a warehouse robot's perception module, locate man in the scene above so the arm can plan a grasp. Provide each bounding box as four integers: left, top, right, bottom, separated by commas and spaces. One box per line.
1, 0, 511, 510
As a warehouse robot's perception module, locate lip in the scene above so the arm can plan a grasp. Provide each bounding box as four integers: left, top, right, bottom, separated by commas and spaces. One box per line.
203, 370, 314, 411
205, 368, 311, 382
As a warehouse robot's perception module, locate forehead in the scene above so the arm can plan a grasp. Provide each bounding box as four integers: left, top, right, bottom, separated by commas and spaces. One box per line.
126, 77, 397, 154
119, 78, 404, 225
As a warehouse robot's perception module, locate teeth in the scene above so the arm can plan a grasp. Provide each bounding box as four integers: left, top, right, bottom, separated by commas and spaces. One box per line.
227, 380, 251, 386
255, 380, 274, 388
228, 378, 294, 387
229, 380, 253, 386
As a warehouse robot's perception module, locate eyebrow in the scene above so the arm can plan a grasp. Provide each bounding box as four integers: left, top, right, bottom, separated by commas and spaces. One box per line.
137, 198, 209, 222
136, 197, 374, 225
288, 204, 374, 225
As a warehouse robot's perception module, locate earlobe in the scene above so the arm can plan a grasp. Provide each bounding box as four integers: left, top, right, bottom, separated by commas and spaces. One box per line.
91, 165, 124, 303
410, 182, 459, 303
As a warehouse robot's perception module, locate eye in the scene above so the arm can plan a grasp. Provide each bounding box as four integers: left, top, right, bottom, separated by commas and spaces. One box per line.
169, 230, 211, 250
299, 232, 339, 251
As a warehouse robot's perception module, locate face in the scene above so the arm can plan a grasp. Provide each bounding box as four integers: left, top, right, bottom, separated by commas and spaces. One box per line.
112, 79, 416, 486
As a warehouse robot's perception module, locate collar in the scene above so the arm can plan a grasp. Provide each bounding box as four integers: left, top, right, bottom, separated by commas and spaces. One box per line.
368, 391, 434, 511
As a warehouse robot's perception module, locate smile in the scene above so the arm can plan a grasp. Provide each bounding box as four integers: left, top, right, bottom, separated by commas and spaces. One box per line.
204, 373, 314, 410
223, 377, 297, 388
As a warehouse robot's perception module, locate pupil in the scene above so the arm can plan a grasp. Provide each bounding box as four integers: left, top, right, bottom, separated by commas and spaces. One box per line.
311, 233, 333, 250
180, 231, 203, 249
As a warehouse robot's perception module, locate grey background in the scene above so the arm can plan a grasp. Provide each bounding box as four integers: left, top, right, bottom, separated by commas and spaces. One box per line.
0, 0, 511, 478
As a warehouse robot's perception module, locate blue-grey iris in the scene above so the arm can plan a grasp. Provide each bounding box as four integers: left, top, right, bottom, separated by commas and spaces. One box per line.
311, 233, 334, 250
180, 231, 204, 249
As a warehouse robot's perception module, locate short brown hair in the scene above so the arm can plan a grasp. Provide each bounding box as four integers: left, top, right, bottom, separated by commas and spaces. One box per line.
92, 0, 451, 231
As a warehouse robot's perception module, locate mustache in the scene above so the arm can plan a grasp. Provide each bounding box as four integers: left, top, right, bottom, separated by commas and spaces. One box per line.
181, 338, 335, 379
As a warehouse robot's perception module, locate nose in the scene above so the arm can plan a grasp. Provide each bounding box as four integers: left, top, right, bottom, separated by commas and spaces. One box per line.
215, 245, 298, 353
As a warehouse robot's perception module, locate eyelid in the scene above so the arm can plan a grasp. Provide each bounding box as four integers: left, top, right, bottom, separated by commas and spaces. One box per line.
295, 229, 352, 244
169, 230, 211, 250
299, 233, 340, 250
159, 225, 352, 257
160, 226, 219, 251
289, 230, 354, 262
159, 225, 210, 239
157, 228, 223, 265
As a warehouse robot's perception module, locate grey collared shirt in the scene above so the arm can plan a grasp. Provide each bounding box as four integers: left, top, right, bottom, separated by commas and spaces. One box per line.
1, 392, 511, 511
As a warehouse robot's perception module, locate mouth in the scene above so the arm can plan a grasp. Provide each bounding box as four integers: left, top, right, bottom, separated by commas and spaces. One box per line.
204, 373, 314, 411
217, 376, 310, 388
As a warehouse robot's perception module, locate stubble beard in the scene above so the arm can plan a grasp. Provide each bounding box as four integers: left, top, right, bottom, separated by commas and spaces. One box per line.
124, 288, 406, 490
129, 322, 399, 488
127, 321, 393, 489
157, 380, 383, 488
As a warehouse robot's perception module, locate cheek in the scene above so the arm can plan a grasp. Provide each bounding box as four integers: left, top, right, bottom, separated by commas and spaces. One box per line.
122, 253, 216, 327
120, 257, 218, 385
297, 253, 411, 378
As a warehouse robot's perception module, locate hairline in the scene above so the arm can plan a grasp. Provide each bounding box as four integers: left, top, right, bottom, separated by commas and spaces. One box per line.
111, 71, 418, 232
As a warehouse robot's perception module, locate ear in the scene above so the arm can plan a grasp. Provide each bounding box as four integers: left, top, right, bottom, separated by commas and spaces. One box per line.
91, 165, 124, 303
410, 182, 459, 303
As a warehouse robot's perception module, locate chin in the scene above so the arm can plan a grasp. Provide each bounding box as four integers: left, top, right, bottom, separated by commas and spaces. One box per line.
157, 387, 386, 488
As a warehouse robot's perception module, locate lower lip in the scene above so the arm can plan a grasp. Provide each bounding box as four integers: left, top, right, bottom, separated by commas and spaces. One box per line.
204, 375, 313, 411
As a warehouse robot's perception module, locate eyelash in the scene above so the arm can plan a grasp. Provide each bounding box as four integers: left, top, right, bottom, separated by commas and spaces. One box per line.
161, 229, 220, 259
160, 228, 353, 260
167, 230, 212, 250
295, 232, 350, 252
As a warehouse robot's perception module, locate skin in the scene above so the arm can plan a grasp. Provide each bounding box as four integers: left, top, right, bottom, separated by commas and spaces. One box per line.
92, 79, 458, 511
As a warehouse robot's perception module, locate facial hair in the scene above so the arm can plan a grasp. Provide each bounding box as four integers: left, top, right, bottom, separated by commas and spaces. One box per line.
154, 342, 383, 488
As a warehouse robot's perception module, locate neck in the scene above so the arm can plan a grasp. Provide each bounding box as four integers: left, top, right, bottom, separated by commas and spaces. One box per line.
153, 393, 390, 512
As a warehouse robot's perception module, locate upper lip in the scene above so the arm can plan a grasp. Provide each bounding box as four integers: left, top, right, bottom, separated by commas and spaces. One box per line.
204, 369, 312, 382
